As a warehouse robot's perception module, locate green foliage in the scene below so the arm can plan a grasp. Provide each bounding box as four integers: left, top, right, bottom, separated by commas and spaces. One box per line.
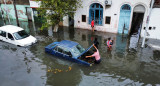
35, 0, 82, 30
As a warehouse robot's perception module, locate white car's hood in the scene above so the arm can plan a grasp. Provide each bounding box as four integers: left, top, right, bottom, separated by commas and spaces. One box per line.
17, 35, 37, 46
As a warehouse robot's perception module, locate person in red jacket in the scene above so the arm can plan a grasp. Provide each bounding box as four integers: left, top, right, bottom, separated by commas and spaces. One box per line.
91, 19, 95, 32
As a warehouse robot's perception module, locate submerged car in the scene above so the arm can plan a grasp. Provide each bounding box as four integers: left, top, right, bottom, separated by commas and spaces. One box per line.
45, 40, 95, 66
0, 25, 37, 46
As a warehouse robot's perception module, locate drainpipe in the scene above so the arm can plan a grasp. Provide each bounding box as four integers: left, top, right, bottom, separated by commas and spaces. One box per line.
13, 0, 20, 26
141, 0, 155, 48
3, 0, 10, 24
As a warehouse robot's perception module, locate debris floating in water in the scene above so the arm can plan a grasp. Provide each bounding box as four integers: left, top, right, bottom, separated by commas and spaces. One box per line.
47, 66, 72, 74
68, 66, 72, 71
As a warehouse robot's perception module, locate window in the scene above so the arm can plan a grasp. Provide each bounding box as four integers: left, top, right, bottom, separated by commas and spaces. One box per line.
153, 0, 160, 8
144, 27, 146, 30
82, 15, 86, 22
8, 33, 14, 40
153, 27, 156, 30
54, 46, 58, 51
76, 44, 85, 53
0, 30, 2, 36
13, 30, 29, 40
63, 49, 72, 57
57, 47, 63, 53
96, 4, 99, 8
0, 31, 6, 37
92, 5, 94, 8
149, 27, 152, 30
100, 5, 103, 8
71, 44, 85, 57
122, 4, 130, 10
105, 16, 111, 24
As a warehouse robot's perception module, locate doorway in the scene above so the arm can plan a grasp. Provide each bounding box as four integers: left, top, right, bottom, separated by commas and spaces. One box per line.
69, 13, 74, 27
128, 5, 145, 50
95, 10, 99, 24
130, 12, 144, 35
130, 4, 145, 35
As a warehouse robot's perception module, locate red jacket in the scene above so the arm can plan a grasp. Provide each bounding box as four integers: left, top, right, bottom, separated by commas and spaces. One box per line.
91, 20, 94, 27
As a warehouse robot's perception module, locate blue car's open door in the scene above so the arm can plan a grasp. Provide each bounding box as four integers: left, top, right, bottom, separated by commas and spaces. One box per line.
75, 45, 93, 59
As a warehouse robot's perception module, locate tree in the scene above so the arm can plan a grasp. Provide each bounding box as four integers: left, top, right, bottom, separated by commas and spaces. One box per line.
36, 0, 82, 31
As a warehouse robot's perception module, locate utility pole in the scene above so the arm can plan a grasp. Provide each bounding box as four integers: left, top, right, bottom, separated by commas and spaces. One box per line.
141, 0, 155, 47
13, 0, 20, 26
4, 0, 11, 24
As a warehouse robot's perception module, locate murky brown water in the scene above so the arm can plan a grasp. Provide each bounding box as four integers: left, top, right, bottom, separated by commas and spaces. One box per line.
0, 20, 160, 86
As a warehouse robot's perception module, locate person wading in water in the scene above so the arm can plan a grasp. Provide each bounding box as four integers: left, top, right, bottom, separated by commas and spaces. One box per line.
91, 19, 95, 32
85, 44, 101, 64
107, 38, 113, 50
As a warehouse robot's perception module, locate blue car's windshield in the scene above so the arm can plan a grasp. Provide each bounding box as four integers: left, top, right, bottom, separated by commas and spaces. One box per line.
71, 44, 85, 57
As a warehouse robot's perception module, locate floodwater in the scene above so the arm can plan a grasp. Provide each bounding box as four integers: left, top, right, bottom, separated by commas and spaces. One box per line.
1, 20, 160, 86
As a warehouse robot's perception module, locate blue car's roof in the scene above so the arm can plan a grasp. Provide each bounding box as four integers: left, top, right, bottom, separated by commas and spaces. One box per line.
57, 40, 78, 48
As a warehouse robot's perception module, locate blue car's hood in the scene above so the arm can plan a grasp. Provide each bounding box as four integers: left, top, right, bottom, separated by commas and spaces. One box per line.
75, 45, 93, 59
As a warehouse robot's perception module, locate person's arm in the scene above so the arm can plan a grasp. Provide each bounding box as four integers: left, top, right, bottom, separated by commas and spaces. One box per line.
93, 44, 97, 50
86, 50, 97, 58
86, 56, 93, 58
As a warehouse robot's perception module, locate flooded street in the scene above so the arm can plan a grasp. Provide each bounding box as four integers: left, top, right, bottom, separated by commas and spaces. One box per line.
1, 20, 160, 86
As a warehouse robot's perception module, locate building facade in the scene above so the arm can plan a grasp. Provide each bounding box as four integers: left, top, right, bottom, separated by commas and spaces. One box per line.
29, 0, 160, 39
0, 0, 31, 21
63, 0, 150, 35
143, 0, 160, 39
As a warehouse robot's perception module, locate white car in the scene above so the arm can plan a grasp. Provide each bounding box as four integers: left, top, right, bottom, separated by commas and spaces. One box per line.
0, 25, 37, 47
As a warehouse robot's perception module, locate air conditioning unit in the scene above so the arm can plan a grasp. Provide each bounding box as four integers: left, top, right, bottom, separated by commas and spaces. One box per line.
105, 0, 112, 5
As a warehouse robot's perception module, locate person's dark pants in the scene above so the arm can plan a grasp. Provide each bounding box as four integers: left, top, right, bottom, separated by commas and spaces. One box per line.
95, 59, 101, 64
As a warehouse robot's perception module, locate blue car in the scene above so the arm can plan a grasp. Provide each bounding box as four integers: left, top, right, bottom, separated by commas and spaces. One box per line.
45, 40, 94, 66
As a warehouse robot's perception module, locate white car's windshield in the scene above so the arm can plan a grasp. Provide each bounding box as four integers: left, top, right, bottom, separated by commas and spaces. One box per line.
13, 30, 29, 40
71, 44, 85, 57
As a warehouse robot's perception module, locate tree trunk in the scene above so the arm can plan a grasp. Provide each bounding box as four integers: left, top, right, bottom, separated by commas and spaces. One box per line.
53, 24, 59, 32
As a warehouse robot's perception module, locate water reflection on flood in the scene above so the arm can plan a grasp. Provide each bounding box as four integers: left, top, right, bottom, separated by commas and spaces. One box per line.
1, 20, 160, 86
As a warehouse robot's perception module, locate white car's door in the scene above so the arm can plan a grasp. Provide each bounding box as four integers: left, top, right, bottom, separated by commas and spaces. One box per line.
0, 30, 7, 41
6, 33, 16, 45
